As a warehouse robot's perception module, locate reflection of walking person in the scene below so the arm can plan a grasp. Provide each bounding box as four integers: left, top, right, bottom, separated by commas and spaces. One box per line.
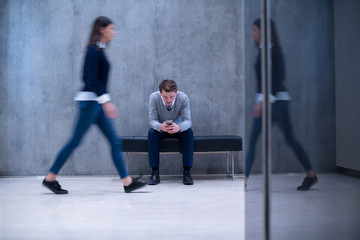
42, 16, 146, 194
245, 18, 318, 190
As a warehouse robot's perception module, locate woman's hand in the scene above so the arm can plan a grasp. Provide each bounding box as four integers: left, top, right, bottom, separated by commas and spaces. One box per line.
253, 102, 262, 117
102, 101, 118, 118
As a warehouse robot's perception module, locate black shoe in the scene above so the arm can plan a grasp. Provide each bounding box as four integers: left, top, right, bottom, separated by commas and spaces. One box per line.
148, 170, 160, 185
131, 174, 143, 182
183, 169, 194, 185
124, 179, 147, 193
42, 178, 68, 194
297, 175, 318, 190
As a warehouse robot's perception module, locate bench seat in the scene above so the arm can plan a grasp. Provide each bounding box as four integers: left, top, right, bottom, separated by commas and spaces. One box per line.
121, 135, 243, 180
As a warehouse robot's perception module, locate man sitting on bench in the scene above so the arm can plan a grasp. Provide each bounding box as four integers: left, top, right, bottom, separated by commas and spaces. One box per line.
148, 79, 194, 185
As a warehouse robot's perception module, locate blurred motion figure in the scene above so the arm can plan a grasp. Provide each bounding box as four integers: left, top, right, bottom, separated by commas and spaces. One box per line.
42, 16, 146, 194
245, 18, 318, 190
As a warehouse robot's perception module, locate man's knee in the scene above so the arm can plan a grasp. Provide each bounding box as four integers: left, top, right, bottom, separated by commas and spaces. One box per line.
148, 128, 162, 144
181, 128, 194, 139
148, 128, 160, 136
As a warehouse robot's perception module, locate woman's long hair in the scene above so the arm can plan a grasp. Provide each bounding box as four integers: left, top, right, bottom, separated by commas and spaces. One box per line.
253, 18, 281, 47
87, 16, 113, 47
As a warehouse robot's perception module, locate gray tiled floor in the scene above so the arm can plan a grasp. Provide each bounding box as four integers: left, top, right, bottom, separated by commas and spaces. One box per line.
0, 175, 245, 240
245, 173, 360, 240
1, 174, 359, 240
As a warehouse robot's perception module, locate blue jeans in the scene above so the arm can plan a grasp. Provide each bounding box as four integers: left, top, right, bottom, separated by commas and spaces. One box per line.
148, 128, 194, 168
49, 101, 129, 179
245, 101, 312, 177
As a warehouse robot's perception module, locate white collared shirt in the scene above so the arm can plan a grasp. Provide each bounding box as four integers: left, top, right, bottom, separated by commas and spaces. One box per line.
161, 92, 177, 109
256, 91, 291, 103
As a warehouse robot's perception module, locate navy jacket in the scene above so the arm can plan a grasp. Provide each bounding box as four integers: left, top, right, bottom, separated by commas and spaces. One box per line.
82, 44, 110, 97
254, 45, 287, 96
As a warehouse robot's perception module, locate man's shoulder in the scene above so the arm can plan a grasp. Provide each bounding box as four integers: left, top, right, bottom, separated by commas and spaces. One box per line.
176, 91, 189, 100
150, 91, 161, 98
150, 91, 161, 103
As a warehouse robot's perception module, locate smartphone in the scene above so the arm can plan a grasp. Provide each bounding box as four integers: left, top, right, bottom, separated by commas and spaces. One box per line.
165, 120, 173, 125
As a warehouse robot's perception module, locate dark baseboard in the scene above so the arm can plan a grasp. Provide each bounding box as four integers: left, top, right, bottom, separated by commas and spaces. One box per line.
337, 166, 360, 178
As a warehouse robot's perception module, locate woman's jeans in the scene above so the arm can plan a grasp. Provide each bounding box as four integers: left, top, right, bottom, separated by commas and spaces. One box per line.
49, 101, 129, 179
245, 101, 312, 177
148, 128, 194, 168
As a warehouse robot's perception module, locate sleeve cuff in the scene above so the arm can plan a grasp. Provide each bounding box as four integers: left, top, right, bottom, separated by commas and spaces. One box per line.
256, 93, 263, 103
96, 93, 111, 104
255, 93, 276, 103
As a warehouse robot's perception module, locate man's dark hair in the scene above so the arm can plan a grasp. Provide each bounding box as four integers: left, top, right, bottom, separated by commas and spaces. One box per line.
159, 79, 177, 92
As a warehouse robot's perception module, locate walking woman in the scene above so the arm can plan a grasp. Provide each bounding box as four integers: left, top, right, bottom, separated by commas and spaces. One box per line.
245, 18, 318, 190
42, 16, 146, 194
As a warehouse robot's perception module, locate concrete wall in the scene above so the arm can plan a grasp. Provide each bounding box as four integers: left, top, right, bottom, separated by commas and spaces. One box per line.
334, 0, 360, 171
0, 0, 9, 174
0, 0, 244, 176
1, 0, 335, 176
243, 0, 335, 175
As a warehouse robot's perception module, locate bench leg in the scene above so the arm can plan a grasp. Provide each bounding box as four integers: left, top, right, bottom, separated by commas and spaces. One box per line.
226, 153, 229, 179
226, 152, 234, 181
231, 151, 235, 180
125, 153, 129, 172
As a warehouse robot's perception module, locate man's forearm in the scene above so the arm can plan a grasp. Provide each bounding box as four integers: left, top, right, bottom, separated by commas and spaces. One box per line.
150, 120, 162, 132
179, 119, 192, 132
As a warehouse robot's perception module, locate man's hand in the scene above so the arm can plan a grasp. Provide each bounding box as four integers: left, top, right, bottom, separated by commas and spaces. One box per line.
160, 122, 181, 134
102, 101, 118, 118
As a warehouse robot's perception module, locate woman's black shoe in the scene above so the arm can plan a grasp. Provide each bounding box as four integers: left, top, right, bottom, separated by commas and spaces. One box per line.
297, 175, 318, 190
42, 179, 68, 194
124, 179, 147, 193
131, 174, 143, 182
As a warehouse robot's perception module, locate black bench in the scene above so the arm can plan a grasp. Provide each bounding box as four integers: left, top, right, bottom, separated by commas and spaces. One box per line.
121, 136, 243, 180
